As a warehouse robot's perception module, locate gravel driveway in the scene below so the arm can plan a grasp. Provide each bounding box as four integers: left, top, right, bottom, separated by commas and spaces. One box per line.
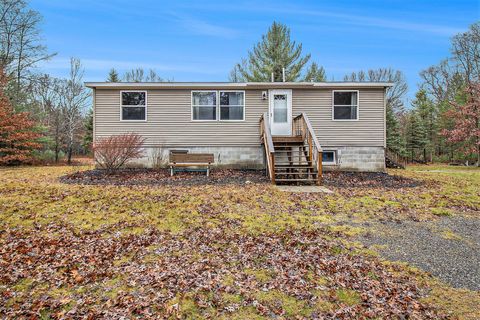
358, 215, 480, 291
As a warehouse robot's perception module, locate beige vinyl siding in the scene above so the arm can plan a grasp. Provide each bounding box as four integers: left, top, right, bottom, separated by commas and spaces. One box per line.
95, 89, 268, 147
292, 88, 385, 147
94, 87, 385, 148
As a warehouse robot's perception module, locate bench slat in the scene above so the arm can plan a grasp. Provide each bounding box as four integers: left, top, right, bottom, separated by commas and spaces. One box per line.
169, 153, 214, 164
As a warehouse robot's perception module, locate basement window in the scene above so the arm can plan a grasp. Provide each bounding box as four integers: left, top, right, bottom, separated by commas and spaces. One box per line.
121, 91, 147, 121
322, 150, 336, 165
333, 91, 358, 120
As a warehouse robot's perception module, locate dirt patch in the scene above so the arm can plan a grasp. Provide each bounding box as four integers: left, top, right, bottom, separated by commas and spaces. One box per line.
324, 171, 423, 189
60, 168, 421, 189
60, 168, 269, 186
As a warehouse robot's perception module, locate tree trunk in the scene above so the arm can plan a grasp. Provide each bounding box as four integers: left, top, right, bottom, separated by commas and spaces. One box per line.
67, 145, 73, 164
55, 143, 59, 163
54, 122, 60, 163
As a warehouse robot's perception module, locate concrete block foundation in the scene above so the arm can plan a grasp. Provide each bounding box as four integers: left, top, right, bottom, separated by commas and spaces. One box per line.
121, 146, 385, 172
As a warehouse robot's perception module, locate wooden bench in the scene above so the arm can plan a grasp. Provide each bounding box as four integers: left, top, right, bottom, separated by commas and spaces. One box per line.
169, 153, 215, 176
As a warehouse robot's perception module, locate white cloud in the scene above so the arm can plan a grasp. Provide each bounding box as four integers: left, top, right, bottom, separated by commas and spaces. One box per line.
168, 13, 239, 38
300, 9, 463, 36
38, 57, 227, 75
181, 2, 464, 37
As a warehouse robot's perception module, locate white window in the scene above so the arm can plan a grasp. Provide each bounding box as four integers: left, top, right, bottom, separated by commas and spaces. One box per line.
220, 91, 244, 121
322, 150, 336, 165
191, 91, 245, 121
121, 91, 146, 121
333, 91, 358, 120
192, 91, 217, 121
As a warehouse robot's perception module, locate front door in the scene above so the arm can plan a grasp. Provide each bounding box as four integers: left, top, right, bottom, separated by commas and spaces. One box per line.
269, 89, 292, 136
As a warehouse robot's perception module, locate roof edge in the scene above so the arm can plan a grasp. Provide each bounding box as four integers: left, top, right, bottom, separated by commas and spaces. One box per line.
84, 81, 394, 89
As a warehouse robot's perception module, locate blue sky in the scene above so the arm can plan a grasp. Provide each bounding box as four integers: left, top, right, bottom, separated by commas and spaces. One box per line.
32, 0, 479, 101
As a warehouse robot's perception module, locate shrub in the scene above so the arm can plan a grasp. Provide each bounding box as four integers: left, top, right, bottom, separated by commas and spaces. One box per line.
93, 133, 145, 173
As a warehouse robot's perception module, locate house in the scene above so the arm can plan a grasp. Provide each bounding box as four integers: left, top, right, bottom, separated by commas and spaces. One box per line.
85, 81, 392, 184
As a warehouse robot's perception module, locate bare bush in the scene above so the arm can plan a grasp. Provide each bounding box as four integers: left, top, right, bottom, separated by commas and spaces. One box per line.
149, 144, 166, 169
93, 133, 145, 173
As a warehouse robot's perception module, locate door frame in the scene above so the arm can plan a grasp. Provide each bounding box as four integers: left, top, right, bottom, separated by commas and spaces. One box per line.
269, 89, 292, 136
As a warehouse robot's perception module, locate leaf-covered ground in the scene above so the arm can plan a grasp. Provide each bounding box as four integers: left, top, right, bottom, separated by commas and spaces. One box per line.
0, 164, 479, 319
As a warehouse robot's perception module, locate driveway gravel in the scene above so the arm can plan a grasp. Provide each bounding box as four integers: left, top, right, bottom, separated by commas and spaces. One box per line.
358, 215, 480, 291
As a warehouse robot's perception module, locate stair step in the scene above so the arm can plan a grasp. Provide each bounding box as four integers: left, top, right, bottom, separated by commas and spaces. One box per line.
272, 136, 304, 144
275, 163, 312, 166
275, 172, 318, 176
275, 178, 317, 182
274, 154, 310, 158
275, 165, 314, 170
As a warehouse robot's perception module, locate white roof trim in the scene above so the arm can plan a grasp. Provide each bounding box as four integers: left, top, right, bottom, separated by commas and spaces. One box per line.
85, 81, 394, 89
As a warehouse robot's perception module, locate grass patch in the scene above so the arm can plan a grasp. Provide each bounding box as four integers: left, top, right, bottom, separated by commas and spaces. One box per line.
255, 290, 313, 318
244, 268, 274, 284
335, 288, 362, 306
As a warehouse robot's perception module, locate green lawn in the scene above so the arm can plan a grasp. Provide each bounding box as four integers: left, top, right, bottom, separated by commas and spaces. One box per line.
0, 164, 478, 319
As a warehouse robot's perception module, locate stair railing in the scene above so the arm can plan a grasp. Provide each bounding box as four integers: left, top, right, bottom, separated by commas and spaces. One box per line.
293, 113, 323, 185
260, 113, 276, 183
385, 148, 408, 169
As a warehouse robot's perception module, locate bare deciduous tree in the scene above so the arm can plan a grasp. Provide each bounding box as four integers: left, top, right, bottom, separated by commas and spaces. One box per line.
420, 59, 464, 104
123, 68, 164, 82
34, 74, 64, 162
451, 22, 480, 84
420, 22, 479, 105
0, 0, 55, 85
344, 68, 408, 113
58, 58, 89, 164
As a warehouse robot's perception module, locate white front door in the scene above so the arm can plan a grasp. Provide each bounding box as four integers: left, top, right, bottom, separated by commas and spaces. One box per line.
269, 89, 292, 136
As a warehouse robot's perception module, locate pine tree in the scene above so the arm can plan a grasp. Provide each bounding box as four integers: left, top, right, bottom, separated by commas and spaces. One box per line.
0, 69, 41, 164
107, 68, 120, 82
386, 106, 406, 155
303, 62, 326, 82
82, 108, 93, 152
406, 111, 428, 161
231, 22, 325, 82
411, 89, 437, 161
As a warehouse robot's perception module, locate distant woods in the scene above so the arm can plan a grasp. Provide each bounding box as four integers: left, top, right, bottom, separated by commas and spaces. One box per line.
0, 0, 89, 164
107, 68, 169, 82
0, 0, 170, 165
393, 22, 479, 165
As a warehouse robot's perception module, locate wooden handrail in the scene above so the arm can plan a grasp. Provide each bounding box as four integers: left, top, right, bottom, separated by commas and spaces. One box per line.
260, 113, 275, 153
293, 113, 323, 185
300, 113, 322, 153
260, 113, 276, 183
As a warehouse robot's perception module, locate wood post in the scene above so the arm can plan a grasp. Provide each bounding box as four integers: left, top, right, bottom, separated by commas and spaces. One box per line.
308, 134, 313, 164
270, 154, 275, 184
317, 151, 322, 185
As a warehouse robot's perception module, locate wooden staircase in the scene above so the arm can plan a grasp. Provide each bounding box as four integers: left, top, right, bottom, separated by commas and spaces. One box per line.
260, 113, 323, 185
272, 137, 319, 184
